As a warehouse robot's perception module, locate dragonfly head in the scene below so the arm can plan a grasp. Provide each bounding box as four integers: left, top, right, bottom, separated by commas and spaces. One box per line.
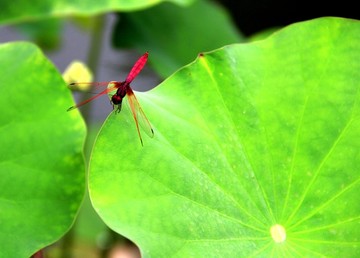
111, 94, 123, 105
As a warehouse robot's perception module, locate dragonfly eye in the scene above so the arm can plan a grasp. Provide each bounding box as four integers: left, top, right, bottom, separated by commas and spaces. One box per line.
111, 94, 122, 105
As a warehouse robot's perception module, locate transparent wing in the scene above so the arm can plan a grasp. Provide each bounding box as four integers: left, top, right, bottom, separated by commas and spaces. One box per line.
67, 82, 118, 111
125, 86, 154, 146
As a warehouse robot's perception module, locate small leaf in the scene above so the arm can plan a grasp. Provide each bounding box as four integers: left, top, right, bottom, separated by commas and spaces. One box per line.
90, 17, 360, 257
0, 42, 86, 257
112, 0, 244, 77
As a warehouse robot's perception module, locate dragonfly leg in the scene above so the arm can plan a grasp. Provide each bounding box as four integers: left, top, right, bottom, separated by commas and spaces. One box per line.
115, 103, 122, 113
110, 100, 115, 111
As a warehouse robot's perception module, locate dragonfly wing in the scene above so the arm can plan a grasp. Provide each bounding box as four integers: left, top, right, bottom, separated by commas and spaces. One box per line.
67, 83, 118, 111
125, 87, 154, 145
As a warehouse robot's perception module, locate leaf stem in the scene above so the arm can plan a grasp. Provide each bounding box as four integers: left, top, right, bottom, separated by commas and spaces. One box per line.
59, 228, 75, 258
79, 14, 106, 121
59, 14, 106, 258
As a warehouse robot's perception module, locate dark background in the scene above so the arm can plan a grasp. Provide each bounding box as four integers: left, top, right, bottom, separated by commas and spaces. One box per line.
219, 0, 360, 35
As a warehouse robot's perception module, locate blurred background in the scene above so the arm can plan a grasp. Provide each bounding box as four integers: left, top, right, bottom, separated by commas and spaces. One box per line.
0, 0, 358, 257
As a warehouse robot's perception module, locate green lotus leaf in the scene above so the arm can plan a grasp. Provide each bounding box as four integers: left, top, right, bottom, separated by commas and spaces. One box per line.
90, 17, 360, 257
0, 42, 86, 257
0, 0, 194, 25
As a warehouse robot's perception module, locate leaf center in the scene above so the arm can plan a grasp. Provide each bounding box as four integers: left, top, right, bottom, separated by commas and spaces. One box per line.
270, 224, 286, 243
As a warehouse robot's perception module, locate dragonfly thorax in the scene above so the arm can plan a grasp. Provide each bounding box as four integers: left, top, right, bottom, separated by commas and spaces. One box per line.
111, 85, 127, 105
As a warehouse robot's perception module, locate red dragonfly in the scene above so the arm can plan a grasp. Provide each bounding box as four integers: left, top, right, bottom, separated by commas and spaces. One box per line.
67, 52, 154, 145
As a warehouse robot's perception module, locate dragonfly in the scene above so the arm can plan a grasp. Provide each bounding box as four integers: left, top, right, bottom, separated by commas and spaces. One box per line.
67, 52, 154, 146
